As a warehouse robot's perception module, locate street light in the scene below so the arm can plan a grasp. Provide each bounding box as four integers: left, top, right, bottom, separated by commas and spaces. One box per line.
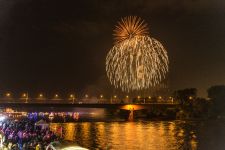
54, 94, 59, 99
6, 93, 11, 97
189, 96, 193, 100
70, 94, 75, 104
22, 93, 27, 98
39, 94, 43, 99
158, 96, 162, 103
99, 94, 103, 103
169, 96, 173, 103
113, 95, 117, 103
137, 96, 141, 103
22, 93, 29, 103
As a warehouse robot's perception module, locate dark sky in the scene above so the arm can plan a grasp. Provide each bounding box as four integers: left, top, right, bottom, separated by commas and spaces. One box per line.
0, 0, 224, 97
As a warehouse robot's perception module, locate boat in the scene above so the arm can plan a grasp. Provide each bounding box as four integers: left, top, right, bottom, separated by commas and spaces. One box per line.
46, 141, 88, 150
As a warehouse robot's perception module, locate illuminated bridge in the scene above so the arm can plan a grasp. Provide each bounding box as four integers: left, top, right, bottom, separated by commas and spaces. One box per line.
0, 100, 180, 120
0, 100, 179, 111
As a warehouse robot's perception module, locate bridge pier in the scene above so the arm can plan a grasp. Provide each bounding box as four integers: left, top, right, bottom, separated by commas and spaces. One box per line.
128, 108, 134, 121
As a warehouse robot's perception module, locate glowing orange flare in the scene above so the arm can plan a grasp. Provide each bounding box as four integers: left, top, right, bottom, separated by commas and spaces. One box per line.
114, 16, 149, 43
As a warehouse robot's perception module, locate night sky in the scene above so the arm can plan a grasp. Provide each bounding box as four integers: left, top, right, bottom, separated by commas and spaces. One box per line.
0, 0, 224, 97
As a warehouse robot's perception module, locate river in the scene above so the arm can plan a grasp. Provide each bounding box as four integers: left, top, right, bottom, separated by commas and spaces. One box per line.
50, 120, 225, 150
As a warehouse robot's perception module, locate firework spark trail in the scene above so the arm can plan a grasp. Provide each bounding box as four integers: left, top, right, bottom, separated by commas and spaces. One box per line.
106, 16, 169, 92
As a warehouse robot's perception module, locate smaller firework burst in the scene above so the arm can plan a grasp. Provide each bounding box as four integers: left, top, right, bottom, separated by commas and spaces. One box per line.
113, 16, 149, 43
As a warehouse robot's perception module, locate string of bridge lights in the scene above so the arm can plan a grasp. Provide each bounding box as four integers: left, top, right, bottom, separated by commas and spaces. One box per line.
0, 92, 176, 100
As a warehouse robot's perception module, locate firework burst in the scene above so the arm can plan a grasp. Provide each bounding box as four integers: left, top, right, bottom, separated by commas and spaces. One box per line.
106, 16, 169, 92
113, 16, 149, 43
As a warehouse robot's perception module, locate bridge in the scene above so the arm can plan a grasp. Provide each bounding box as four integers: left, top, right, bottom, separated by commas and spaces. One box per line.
0, 102, 178, 110
0, 99, 180, 121
0, 100, 179, 111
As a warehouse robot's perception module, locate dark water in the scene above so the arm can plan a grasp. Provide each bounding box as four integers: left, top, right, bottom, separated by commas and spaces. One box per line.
50, 120, 225, 150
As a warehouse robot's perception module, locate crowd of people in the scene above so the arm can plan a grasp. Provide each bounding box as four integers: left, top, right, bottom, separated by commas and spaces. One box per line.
0, 118, 58, 150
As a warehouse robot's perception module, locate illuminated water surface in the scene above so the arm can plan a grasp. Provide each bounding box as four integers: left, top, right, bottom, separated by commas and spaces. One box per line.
50, 120, 225, 150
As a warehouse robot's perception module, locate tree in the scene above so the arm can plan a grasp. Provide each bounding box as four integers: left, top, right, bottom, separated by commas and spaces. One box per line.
173, 88, 198, 118
192, 98, 210, 118
207, 85, 225, 117
173, 88, 197, 105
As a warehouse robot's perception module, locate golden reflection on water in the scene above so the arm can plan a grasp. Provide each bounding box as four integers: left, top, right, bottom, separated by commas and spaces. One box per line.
50, 121, 198, 150
64, 123, 75, 141
81, 123, 90, 142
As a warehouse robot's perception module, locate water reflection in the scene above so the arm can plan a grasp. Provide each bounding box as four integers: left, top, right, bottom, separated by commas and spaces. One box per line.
50, 121, 199, 150
64, 123, 75, 141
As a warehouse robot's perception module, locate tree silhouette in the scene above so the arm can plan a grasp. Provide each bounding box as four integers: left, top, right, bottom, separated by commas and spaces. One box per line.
208, 85, 225, 117
173, 88, 197, 105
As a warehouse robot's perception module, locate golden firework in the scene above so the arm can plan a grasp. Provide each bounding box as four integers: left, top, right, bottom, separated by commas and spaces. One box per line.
113, 16, 149, 43
106, 16, 169, 92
